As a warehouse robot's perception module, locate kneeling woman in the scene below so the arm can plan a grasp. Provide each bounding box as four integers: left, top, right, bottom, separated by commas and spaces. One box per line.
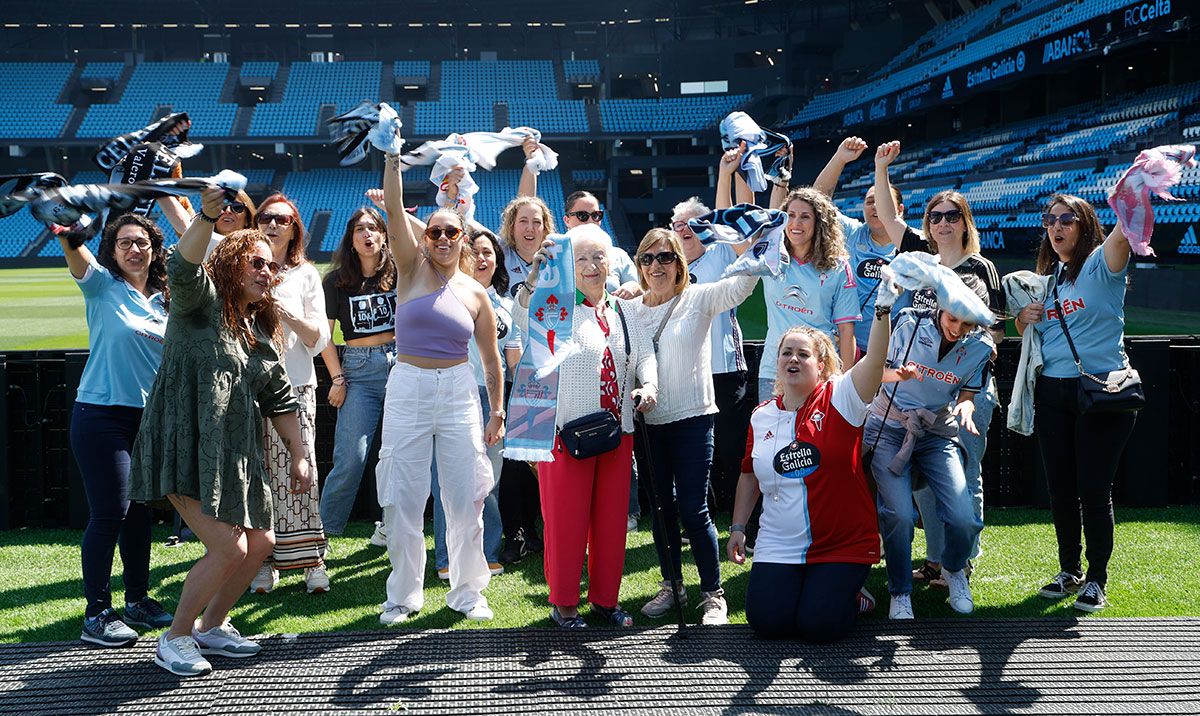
130, 188, 312, 677
727, 296, 893, 642
867, 283, 993, 620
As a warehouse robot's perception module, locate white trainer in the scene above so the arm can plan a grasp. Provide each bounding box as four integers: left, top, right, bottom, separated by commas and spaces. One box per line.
888, 593, 915, 620
249, 563, 278, 594
155, 633, 212, 677
370, 521, 388, 547
462, 603, 494, 621
942, 567, 974, 614
379, 605, 413, 626
305, 566, 330, 594
192, 620, 261, 658
697, 589, 728, 626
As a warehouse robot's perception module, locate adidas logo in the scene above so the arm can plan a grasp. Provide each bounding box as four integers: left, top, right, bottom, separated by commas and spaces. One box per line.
763, 430, 775, 441
941, 76, 954, 99
1180, 225, 1200, 255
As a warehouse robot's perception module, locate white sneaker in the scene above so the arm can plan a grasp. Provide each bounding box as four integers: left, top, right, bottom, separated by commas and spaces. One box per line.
155, 633, 212, 677
697, 589, 728, 626
942, 567, 974, 614
249, 563, 278, 594
192, 620, 261, 658
370, 521, 388, 547
305, 566, 330, 594
641, 580, 687, 618
379, 605, 413, 626
462, 603, 494, 621
889, 593, 915, 620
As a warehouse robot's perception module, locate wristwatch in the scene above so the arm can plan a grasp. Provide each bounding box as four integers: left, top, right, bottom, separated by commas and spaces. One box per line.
490, 409, 507, 420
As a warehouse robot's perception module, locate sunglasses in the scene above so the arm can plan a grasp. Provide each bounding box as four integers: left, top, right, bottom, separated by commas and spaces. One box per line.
637, 251, 680, 267
256, 213, 294, 227
221, 202, 247, 215
568, 210, 604, 223
248, 256, 281, 274
424, 226, 463, 241
115, 237, 152, 251
1042, 211, 1078, 227
927, 209, 963, 225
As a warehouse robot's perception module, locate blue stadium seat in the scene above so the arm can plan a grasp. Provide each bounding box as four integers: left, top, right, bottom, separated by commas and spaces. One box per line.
0, 63, 74, 138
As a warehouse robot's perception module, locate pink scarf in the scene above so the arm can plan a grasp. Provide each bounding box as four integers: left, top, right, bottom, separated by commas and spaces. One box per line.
1107, 144, 1197, 256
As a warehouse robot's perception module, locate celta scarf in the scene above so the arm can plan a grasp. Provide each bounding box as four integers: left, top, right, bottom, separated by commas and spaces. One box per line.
719, 111, 792, 192
1107, 144, 1197, 257
1003, 270, 1053, 436
107, 142, 183, 217
504, 234, 577, 462
92, 112, 202, 173
326, 101, 405, 167
0, 173, 67, 218
888, 252, 995, 326
21, 170, 247, 231
686, 203, 790, 279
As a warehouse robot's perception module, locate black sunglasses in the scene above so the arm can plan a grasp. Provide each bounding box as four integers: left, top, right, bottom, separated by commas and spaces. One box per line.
927, 209, 963, 225
1042, 211, 1078, 227
221, 202, 247, 215
637, 251, 679, 267
568, 210, 604, 223
256, 212, 294, 227
424, 226, 463, 241
248, 256, 281, 274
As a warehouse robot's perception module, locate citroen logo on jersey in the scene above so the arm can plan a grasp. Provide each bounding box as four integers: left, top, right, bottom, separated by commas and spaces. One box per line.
784, 285, 809, 303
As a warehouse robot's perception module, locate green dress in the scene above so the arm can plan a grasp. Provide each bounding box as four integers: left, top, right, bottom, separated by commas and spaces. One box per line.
129, 250, 299, 529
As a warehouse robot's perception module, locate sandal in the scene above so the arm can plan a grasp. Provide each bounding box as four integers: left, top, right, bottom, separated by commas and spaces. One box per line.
549, 606, 587, 629
591, 604, 635, 627
912, 561, 942, 583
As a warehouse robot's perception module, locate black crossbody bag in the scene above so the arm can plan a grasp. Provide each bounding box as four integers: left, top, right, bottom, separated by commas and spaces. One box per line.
559, 302, 633, 460
1051, 276, 1145, 413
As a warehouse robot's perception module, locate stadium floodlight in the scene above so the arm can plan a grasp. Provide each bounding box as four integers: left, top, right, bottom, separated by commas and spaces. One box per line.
409, 22, 424, 27
468, 22, 483, 27
162, 23, 177, 28
286, 23, 301, 27
627, 19, 641, 23
100, 23, 116, 28
348, 23, 363, 28
498, 22, 512, 27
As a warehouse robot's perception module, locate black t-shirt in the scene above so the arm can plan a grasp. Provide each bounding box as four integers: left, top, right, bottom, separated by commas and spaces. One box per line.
324, 274, 397, 341
898, 228, 1005, 329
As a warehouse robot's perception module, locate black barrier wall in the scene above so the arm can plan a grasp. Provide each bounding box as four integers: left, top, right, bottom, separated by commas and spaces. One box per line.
2, 338, 1198, 530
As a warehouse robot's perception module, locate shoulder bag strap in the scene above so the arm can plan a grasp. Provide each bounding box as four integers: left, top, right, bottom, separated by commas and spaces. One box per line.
1050, 269, 1087, 376
652, 294, 682, 353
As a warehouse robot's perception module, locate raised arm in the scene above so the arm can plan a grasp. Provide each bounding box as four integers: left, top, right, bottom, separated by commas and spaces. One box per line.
848, 285, 896, 403
813, 136, 867, 198
159, 196, 193, 236
517, 136, 539, 198
55, 227, 95, 280
873, 141, 910, 248
176, 186, 225, 264
767, 144, 794, 209
1103, 219, 1132, 274
383, 153, 419, 270
733, 173, 754, 205
715, 144, 743, 210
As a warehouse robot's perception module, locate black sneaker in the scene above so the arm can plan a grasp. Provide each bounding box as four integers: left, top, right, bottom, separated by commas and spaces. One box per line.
499, 531, 528, 565
524, 530, 544, 553
1038, 570, 1084, 599
81, 608, 138, 647
1073, 581, 1108, 613
124, 597, 174, 629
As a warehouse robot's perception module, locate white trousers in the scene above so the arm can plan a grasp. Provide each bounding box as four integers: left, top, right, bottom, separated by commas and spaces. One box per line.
377, 362, 493, 614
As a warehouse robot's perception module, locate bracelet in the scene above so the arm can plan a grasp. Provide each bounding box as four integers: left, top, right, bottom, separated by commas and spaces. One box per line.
874, 305, 892, 320
196, 211, 218, 224
490, 409, 507, 419
730, 523, 747, 534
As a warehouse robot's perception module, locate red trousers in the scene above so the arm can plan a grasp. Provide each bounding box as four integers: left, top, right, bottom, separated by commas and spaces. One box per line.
538, 433, 633, 609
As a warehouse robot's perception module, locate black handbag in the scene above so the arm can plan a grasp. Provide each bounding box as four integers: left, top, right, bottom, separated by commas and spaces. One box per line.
559, 302, 632, 459
1051, 276, 1145, 413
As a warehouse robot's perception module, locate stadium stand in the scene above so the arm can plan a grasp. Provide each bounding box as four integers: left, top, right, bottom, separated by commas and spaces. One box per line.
563, 60, 601, 84
598, 95, 752, 133
76, 63, 237, 139
0, 63, 74, 139
79, 62, 125, 81
240, 61, 280, 79
249, 61, 383, 137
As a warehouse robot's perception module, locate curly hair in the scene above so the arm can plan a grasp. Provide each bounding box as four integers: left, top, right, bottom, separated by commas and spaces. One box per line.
1035, 194, 1106, 285
327, 207, 396, 292
256, 193, 307, 267
204, 229, 282, 349
635, 227, 688, 296
470, 226, 509, 295
770, 325, 842, 398
98, 213, 169, 302
922, 190, 981, 255
499, 195, 556, 251
778, 187, 847, 272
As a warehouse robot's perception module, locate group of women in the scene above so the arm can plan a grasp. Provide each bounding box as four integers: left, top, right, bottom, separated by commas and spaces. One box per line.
63, 131, 1138, 676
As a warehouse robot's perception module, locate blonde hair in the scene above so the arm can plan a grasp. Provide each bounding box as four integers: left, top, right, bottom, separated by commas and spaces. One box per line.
778, 187, 848, 272
922, 190, 981, 255
499, 195, 556, 250
635, 228, 688, 296
770, 326, 841, 397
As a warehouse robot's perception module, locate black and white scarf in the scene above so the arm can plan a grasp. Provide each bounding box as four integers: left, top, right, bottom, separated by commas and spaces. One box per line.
92, 112, 202, 173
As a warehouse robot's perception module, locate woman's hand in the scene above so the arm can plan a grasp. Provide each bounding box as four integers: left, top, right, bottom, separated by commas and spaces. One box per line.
199, 185, 225, 220
953, 399, 978, 436
528, 238, 556, 285
289, 456, 313, 495
836, 136, 868, 164
485, 415, 506, 446
522, 135, 539, 159
875, 140, 901, 168
896, 364, 922, 382
365, 188, 386, 211
327, 382, 347, 409
726, 531, 747, 565
632, 385, 657, 413
718, 144, 743, 177
1018, 301, 1044, 325
612, 281, 643, 300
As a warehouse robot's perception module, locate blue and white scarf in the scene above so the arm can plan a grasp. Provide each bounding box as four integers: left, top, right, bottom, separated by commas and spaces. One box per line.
504, 234, 576, 462
687, 203, 790, 279
327, 101, 405, 166
719, 111, 792, 192
888, 252, 995, 326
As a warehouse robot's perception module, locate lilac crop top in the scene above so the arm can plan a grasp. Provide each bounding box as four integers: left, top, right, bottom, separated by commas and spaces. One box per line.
394, 284, 474, 359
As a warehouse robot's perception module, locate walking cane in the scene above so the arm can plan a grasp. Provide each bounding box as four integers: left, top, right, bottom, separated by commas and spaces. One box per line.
634, 395, 688, 636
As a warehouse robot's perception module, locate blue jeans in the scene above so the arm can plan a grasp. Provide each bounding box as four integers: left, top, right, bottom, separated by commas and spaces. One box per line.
645, 414, 721, 592
867, 414, 982, 596
319, 343, 394, 535
431, 385, 502, 568
914, 376, 994, 563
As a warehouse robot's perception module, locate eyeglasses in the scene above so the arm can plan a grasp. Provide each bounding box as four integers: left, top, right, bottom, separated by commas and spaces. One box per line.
115, 237, 152, 251
221, 202, 247, 215
568, 210, 604, 223
637, 251, 680, 267
424, 226, 463, 241
670, 220, 690, 232
927, 209, 963, 225
1042, 211, 1078, 227
248, 256, 281, 274
256, 213, 294, 227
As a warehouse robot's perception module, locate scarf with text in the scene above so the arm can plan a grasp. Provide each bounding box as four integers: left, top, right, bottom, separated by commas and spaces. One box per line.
92, 112, 202, 173
686, 203, 790, 278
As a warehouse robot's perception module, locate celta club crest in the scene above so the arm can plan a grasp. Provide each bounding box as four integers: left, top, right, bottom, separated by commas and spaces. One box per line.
534, 293, 569, 353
